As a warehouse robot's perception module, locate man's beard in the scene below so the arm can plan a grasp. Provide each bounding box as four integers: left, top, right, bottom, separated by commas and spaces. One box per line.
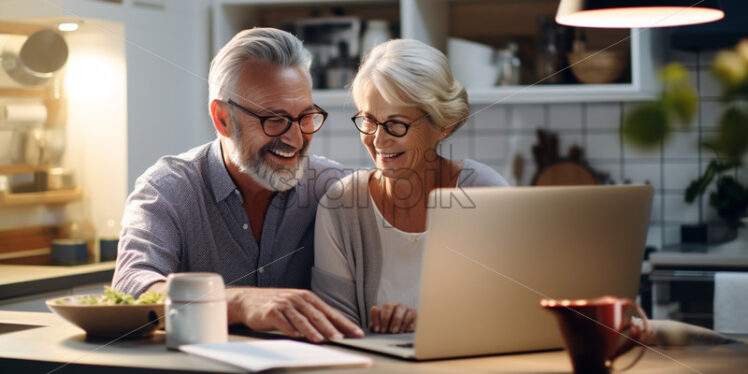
224, 124, 307, 192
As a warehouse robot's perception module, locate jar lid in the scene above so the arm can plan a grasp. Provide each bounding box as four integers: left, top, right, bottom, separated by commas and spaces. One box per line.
166, 272, 225, 302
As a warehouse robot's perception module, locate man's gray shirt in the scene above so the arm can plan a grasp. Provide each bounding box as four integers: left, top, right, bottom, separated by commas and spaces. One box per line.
112, 139, 346, 296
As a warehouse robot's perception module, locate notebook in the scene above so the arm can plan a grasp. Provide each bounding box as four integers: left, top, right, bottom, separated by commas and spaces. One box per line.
180, 339, 372, 372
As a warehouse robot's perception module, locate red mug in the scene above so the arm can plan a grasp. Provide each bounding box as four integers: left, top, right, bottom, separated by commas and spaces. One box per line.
541, 296, 648, 374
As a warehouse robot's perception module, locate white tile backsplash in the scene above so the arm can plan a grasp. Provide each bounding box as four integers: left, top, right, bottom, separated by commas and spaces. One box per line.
650, 193, 662, 223
471, 105, 508, 130
667, 48, 699, 68
623, 139, 661, 161
700, 100, 724, 129
624, 163, 662, 189
663, 225, 681, 247
663, 130, 699, 159
586, 133, 621, 160
509, 105, 545, 129
439, 133, 473, 161
663, 162, 700, 191
588, 162, 622, 184
308, 134, 329, 157
698, 50, 718, 68
586, 103, 621, 130
328, 135, 364, 161
324, 108, 356, 133
474, 134, 507, 161
548, 104, 583, 130
698, 70, 723, 98
664, 194, 699, 224
646, 225, 663, 249
558, 132, 584, 158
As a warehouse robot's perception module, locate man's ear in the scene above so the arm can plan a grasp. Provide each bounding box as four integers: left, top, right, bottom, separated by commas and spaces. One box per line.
210, 100, 231, 138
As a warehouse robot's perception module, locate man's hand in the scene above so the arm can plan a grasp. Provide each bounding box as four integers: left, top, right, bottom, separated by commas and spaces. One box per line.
227, 287, 364, 343
370, 303, 416, 334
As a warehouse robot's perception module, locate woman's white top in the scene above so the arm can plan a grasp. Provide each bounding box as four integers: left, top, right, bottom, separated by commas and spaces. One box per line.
370, 193, 427, 309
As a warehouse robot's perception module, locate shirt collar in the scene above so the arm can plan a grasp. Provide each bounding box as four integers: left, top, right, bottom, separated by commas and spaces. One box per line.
207, 138, 237, 203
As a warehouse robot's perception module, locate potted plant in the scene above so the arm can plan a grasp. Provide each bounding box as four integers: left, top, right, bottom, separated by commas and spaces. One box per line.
623, 39, 748, 243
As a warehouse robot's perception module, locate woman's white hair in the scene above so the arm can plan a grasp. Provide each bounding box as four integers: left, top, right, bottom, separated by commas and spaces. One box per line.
208, 27, 312, 107
351, 39, 469, 134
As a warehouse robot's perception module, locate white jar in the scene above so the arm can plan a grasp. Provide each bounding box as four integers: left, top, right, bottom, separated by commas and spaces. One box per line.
361, 20, 390, 57
165, 272, 227, 350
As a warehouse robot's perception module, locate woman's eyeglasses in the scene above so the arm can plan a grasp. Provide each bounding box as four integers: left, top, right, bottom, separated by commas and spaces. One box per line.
351, 113, 429, 137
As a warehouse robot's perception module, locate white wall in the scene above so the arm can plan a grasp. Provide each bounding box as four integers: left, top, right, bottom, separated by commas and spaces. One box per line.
63, 18, 128, 238
61, 0, 214, 190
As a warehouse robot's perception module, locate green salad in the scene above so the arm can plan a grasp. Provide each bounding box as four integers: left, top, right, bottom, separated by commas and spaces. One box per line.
57, 287, 164, 305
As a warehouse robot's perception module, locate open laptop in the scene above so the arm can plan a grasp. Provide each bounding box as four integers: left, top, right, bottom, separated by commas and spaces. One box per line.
332, 185, 653, 360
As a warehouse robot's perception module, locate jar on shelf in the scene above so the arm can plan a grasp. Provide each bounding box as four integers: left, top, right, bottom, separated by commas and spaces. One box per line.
497, 42, 522, 86
360, 20, 390, 58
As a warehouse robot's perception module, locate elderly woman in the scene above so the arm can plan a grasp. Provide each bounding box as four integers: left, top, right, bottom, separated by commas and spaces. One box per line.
312, 39, 509, 334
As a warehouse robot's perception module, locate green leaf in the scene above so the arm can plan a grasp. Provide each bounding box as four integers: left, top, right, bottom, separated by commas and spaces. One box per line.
709, 176, 748, 229
623, 102, 670, 149
659, 63, 690, 85
712, 50, 748, 88
662, 86, 698, 127
684, 159, 736, 203
716, 106, 748, 164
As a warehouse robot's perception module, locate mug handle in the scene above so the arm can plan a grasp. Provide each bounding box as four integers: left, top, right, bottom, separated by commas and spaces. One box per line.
611, 300, 649, 372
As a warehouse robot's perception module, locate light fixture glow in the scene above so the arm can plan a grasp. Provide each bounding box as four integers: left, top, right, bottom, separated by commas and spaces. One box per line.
556, 1, 724, 28
58, 22, 79, 32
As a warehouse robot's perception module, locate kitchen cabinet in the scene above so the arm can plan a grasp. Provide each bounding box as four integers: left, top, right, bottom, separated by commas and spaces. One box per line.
0, 0, 214, 191
213, 0, 661, 106
0, 0, 212, 264
649, 245, 748, 329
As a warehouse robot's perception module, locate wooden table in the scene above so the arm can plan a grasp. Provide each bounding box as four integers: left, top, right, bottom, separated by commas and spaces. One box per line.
1, 311, 746, 373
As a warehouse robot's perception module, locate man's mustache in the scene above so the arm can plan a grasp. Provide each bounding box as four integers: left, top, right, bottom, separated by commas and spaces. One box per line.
258, 137, 309, 156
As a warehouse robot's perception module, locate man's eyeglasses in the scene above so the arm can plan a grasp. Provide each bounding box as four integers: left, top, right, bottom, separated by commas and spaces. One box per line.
226, 99, 328, 137
351, 113, 429, 138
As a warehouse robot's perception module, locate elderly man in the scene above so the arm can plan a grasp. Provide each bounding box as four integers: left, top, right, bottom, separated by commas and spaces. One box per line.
112, 28, 363, 342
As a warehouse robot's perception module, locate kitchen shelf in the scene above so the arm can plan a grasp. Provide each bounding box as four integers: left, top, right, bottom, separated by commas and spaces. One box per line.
311, 84, 658, 107
0, 164, 51, 175
0, 188, 82, 208
213, 0, 661, 107
0, 88, 48, 98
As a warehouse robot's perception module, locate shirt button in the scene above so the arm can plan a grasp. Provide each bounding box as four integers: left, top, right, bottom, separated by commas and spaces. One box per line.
242, 223, 249, 230
258, 267, 264, 274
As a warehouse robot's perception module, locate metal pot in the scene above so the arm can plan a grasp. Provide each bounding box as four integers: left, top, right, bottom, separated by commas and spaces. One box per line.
1, 29, 68, 86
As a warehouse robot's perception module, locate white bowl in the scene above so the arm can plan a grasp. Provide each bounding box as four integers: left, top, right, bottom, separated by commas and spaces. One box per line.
452, 61, 499, 88
447, 37, 495, 65
47, 296, 165, 338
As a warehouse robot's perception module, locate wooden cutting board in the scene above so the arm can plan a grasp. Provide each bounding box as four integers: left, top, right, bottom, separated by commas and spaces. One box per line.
532, 160, 599, 186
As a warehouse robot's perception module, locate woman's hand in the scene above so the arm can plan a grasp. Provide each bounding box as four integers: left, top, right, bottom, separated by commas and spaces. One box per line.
370, 303, 417, 334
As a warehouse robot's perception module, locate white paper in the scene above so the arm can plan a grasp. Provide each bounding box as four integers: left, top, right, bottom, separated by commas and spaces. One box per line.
714, 271, 748, 334
4, 104, 47, 123
179, 339, 372, 372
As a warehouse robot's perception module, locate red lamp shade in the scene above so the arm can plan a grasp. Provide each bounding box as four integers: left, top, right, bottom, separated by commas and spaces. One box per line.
556, 0, 725, 28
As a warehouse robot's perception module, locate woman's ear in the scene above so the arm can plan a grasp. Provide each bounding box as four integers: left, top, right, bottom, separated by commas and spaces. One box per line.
210, 100, 231, 138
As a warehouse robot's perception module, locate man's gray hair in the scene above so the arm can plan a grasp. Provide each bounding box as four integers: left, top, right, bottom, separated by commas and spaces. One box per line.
208, 27, 312, 106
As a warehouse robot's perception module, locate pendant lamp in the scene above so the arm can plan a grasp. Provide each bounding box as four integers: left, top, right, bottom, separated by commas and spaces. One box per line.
556, 0, 724, 28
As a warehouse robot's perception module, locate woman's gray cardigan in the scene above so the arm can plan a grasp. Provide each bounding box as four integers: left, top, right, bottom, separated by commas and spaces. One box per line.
311, 159, 508, 328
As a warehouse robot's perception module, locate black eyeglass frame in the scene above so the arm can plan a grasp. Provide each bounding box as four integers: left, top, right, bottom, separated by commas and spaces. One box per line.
226, 99, 328, 137
351, 112, 429, 138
